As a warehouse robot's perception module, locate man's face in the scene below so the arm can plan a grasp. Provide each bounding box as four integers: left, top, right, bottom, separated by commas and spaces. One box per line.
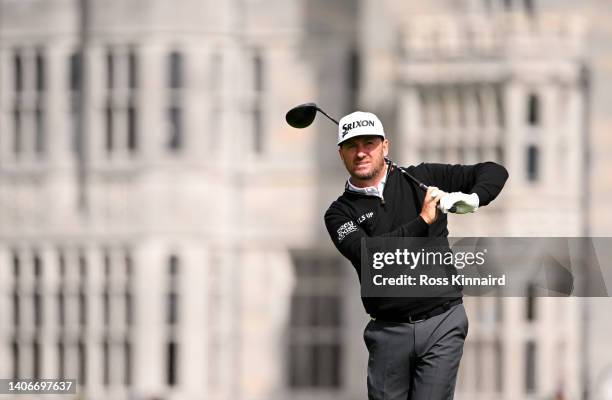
338, 135, 389, 182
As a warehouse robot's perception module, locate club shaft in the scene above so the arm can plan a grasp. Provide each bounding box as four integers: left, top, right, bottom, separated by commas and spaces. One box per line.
316, 107, 339, 125
385, 158, 428, 190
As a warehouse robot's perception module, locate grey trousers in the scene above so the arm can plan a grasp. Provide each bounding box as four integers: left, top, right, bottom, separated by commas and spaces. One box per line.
363, 303, 469, 400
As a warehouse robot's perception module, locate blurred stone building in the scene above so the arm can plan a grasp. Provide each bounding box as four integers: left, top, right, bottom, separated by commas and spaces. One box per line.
1, 1, 611, 400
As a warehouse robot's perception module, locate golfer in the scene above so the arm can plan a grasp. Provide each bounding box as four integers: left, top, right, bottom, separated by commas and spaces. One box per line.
324, 111, 508, 400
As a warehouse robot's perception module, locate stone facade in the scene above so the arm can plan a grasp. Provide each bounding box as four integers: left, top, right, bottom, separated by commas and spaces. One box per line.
1, 1, 611, 400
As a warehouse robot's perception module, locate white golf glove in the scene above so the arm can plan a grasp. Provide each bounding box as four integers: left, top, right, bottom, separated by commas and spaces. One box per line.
439, 192, 479, 214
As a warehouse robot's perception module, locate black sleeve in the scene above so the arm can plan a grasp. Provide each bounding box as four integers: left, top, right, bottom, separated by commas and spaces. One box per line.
324, 206, 429, 267
420, 161, 509, 206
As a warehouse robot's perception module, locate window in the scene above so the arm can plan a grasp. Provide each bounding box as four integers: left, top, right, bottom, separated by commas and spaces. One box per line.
70, 52, 81, 92
169, 255, 179, 275
168, 52, 183, 89
70, 52, 82, 156
526, 145, 539, 181
10, 48, 47, 159
168, 255, 179, 324
58, 341, 65, 379
36, 50, 45, 92
14, 51, 23, 92
79, 290, 87, 326
34, 291, 42, 326
103, 339, 110, 386
33, 339, 41, 379
128, 50, 138, 153
78, 341, 87, 386
57, 292, 65, 326
128, 50, 137, 89
253, 106, 263, 154
288, 254, 343, 389
103, 290, 110, 325
526, 283, 536, 321
127, 105, 137, 151
13, 250, 20, 277
35, 50, 46, 156
34, 251, 42, 276
125, 251, 133, 276
104, 47, 139, 156
125, 292, 132, 326
525, 341, 536, 393
167, 293, 178, 325
12, 340, 19, 379
168, 107, 182, 150
253, 51, 264, 92
13, 107, 22, 156
58, 250, 66, 277
105, 102, 113, 153
79, 252, 87, 325
106, 51, 114, 90
79, 251, 86, 276
125, 249, 134, 325
124, 340, 132, 385
167, 51, 184, 152
252, 50, 265, 154
527, 93, 540, 126
34, 252, 43, 326
13, 291, 20, 326
167, 341, 178, 386
35, 106, 45, 155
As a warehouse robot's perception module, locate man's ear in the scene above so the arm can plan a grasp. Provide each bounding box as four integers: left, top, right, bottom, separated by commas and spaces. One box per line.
382, 139, 389, 157
338, 146, 345, 162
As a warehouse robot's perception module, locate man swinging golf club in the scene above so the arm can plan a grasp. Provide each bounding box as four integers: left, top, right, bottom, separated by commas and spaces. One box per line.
324, 111, 508, 400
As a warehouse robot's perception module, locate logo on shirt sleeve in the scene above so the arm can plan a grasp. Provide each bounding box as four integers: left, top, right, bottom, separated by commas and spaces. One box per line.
337, 221, 359, 242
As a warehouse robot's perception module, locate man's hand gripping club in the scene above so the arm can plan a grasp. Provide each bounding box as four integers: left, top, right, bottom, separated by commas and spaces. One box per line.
420, 187, 445, 225
439, 192, 479, 214
420, 188, 480, 225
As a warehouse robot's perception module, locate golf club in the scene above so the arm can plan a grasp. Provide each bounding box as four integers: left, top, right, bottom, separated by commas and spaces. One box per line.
286, 102, 459, 213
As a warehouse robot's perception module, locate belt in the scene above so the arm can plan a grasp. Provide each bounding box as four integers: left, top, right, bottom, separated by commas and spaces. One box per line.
372, 298, 463, 323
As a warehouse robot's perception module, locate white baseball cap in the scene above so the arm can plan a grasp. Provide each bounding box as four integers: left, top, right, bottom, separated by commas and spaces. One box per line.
337, 111, 385, 145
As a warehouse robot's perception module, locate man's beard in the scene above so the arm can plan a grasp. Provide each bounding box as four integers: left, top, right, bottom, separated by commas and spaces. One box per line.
351, 158, 385, 181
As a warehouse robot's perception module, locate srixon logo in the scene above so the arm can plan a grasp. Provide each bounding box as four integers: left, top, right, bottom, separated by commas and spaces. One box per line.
342, 120, 375, 137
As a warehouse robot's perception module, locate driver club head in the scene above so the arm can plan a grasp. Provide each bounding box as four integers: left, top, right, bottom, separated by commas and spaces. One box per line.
285, 103, 319, 129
